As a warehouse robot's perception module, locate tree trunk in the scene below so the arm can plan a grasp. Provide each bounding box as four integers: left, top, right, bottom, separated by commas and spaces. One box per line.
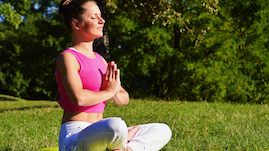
94, 0, 110, 62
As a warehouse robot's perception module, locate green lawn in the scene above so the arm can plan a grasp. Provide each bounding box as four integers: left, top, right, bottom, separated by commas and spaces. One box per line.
0, 94, 269, 150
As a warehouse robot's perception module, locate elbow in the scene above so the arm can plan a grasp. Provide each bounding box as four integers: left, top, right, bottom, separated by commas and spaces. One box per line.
123, 97, 129, 106
121, 93, 130, 105
115, 95, 129, 106
116, 101, 129, 106
119, 100, 129, 106
113, 87, 130, 106
71, 96, 86, 106
76, 100, 84, 106
77, 97, 90, 106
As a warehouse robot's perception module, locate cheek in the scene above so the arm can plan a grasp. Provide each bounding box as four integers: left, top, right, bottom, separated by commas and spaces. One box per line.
85, 22, 95, 30
83, 22, 90, 30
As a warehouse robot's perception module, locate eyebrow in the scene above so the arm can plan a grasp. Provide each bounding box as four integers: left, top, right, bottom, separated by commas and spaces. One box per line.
88, 12, 102, 16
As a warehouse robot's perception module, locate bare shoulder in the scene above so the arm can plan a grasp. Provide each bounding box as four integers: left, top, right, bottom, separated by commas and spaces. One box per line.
58, 51, 77, 61
57, 51, 80, 74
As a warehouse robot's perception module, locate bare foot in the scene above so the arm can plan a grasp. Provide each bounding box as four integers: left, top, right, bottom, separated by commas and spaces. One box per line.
114, 126, 140, 151
127, 126, 140, 142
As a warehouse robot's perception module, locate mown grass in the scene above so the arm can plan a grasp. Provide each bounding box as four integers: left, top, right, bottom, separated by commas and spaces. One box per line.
1, 94, 269, 150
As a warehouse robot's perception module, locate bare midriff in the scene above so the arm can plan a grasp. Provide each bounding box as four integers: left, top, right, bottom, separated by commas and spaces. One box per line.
62, 110, 103, 124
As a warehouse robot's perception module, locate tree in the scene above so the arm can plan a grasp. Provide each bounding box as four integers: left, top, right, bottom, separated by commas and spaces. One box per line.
0, 0, 111, 100
0, 0, 69, 99
1, 0, 269, 103
0, 1, 22, 29
107, 0, 219, 99
107, 0, 269, 103
191, 0, 269, 103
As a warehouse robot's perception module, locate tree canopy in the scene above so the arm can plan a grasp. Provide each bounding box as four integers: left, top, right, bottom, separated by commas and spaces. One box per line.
1, 0, 269, 103
108, 0, 269, 103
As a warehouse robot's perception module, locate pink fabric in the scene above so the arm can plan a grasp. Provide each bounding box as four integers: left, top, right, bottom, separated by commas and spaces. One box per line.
55, 48, 107, 113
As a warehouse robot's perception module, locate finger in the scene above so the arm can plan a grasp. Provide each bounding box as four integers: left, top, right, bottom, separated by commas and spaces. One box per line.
109, 62, 113, 80
106, 64, 110, 81
108, 62, 113, 79
116, 69, 120, 82
113, 64, 117, 79
113, 63, 117, 71
110, 61, 115, 71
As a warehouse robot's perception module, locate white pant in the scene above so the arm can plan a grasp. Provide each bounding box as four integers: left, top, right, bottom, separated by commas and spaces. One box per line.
59, 117, 172, 151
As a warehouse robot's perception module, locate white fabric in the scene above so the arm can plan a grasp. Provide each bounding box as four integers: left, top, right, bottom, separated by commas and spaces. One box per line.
126, 123, 172, 151
59, 117, 172, 151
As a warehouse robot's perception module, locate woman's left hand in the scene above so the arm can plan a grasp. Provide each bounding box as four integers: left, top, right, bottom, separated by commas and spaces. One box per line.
102, 61, 121, 93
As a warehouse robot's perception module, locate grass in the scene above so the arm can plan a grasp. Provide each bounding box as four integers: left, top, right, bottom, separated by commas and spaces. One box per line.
1, 94, 269, 150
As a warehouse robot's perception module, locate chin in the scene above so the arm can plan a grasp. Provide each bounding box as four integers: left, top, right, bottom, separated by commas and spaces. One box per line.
89, 32, 103, 40
96, 34, 104, 39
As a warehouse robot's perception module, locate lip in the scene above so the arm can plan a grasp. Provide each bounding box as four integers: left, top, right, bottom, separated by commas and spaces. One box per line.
97, 27, 103, 30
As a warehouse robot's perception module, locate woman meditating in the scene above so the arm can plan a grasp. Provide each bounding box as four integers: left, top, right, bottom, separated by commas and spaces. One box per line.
55, 0, 172, 150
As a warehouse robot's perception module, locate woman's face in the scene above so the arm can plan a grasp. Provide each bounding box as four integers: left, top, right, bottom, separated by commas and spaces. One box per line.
78, 1, 105, 40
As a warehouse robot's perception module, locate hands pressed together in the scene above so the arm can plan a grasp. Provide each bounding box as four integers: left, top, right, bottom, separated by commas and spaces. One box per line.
102, 61, 121, 97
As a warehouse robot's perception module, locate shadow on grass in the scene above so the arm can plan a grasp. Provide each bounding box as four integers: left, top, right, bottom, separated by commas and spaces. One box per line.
0, 94, 26, 101
0, 105, 60, 113
0, 96, 19, 101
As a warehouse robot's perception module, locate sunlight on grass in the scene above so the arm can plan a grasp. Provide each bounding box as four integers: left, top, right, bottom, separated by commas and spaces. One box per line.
1, 96, 269, 150
0, 94, 59, 112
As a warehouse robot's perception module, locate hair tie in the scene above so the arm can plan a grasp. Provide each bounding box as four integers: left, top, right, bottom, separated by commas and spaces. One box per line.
63, 0, 71, 5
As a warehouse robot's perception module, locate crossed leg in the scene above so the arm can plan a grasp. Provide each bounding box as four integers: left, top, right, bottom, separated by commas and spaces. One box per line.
114, 125, 141, 151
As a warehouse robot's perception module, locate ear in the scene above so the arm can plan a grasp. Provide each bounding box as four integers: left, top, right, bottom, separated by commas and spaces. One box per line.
72, 19, 80, 31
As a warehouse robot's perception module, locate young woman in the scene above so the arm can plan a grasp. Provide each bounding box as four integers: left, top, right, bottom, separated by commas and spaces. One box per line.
56, 0, 172, 150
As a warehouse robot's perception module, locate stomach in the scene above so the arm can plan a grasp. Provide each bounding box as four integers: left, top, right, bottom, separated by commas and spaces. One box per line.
61, 110, 103, 124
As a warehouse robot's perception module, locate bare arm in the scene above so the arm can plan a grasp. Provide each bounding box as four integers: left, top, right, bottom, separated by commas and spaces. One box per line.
100, 57, 129, 106
112, 69, 129, 105
57, 52, 118, 106
112, 86, 129, 105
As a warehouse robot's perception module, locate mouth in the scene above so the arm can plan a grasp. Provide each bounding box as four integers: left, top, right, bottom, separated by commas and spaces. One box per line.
97, 27, 103, 30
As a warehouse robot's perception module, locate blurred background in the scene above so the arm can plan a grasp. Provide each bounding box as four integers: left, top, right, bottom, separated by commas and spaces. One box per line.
0, 0, 269, 103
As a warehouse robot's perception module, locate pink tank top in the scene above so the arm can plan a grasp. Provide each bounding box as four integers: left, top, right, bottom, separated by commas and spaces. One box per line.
55, 48, 107, 113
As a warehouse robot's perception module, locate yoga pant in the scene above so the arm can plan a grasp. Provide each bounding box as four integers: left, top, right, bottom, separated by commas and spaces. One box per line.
58, 117, 172, 151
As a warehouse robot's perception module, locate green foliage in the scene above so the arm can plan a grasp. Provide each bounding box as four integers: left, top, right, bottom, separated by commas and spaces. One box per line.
108, 0, 269, 103
0, 0, 269, 103
187, 0, 269, 103
0, 0, 71, 100
0, 2, 22, 29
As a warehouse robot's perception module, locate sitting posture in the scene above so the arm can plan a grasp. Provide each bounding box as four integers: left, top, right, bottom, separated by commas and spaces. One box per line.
55, 0, 172, 150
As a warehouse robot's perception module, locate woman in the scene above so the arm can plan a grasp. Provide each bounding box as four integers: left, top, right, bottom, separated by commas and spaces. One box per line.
56, 0, 172, 150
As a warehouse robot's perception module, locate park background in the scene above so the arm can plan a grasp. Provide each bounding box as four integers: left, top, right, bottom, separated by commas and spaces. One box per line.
1, 0, 269, 150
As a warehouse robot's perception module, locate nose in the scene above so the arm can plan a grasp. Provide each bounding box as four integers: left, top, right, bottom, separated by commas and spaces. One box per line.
99, 16, 105, 24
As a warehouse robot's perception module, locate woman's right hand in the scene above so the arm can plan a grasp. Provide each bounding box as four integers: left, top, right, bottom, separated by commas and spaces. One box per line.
102, 61, 120, 96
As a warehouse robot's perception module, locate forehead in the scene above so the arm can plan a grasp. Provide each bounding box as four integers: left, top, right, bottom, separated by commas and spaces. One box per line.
82, 1, 101, 15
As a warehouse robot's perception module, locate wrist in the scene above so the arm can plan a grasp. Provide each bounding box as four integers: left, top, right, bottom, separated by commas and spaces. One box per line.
104, 89, 116, 99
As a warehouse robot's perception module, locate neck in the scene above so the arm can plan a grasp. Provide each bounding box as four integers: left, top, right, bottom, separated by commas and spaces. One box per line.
72, 41, 96, 58
72, 41, 94, 53
72, 32, 95, 53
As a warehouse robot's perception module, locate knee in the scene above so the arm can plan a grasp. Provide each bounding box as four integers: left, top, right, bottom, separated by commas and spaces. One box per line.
158, 123, 172, 141
106, 117, 128, 135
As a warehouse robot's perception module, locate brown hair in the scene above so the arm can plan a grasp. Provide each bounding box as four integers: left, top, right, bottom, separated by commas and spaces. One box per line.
59, 0, 96, 32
